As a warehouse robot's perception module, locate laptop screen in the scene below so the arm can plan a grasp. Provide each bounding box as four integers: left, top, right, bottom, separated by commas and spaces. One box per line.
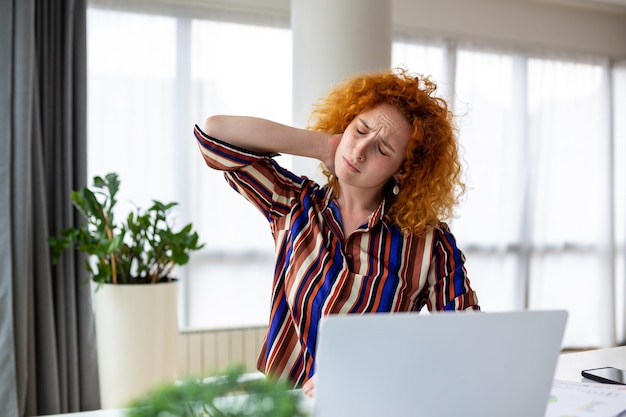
312, 310, 567, 417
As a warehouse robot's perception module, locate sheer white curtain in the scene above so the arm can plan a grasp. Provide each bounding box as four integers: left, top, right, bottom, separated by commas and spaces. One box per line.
461, 51, 614, 348
453, 49, 528, 311
524, 57, 613, 347
393, 45, 531, 314
441, 47, 614, 347
186, 19, 292, 328
614, 60, 626, 343
86, 6, 291, 329
87, 9, 178, 214
391, 37, 448, 97
393, 42, 622, 347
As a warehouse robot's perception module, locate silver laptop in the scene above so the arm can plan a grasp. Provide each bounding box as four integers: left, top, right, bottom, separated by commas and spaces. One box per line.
312, 310, 568, 417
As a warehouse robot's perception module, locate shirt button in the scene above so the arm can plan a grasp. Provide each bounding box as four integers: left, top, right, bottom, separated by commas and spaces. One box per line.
346, 254, 353, 260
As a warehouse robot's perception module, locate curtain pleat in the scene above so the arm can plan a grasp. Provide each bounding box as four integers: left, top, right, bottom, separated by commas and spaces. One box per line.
0, 0, 99, 416
0, 0, 20, 415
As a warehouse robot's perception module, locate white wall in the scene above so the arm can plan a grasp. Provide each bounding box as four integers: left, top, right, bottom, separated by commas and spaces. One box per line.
393, 0, 626, 58
115, 0, 626, 58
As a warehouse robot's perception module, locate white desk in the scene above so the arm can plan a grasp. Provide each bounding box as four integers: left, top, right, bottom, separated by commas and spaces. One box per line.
41, 346, 626, 417
555, 346, 626, 382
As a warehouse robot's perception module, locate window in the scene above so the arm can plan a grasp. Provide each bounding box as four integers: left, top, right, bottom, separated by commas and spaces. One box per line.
453, 50, 525, 312
394, 42, 623, 347
88, 4, 626, 346
87, 6, 291, 329
391, 38, 448, 97
455, 48, 615, 347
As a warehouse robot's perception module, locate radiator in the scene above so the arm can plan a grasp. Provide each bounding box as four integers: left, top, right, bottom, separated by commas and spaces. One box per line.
177, 325, 267, 378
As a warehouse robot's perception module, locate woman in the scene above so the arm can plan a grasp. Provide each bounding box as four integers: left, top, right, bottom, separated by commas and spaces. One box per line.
193, 68, 480, 396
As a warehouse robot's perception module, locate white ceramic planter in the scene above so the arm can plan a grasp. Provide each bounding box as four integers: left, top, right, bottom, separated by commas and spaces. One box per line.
94, 280, 178, 409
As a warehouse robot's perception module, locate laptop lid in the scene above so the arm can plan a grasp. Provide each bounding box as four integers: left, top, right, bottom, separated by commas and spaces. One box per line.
312, 310, 568, 417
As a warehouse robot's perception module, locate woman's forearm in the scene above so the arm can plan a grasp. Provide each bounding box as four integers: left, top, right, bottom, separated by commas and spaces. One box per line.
202, 115, 337, 165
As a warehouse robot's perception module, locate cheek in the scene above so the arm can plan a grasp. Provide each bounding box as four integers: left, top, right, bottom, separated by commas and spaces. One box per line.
378, 157, 404, 179
335, 135, 351, 158
392, 157, 405, 173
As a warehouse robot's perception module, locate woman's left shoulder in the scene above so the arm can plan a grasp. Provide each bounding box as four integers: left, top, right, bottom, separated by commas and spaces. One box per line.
427, 221, 453, 235
430, 221, 462, 245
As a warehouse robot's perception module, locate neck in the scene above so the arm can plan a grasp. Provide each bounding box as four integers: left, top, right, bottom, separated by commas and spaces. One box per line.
336, 184, 382, 212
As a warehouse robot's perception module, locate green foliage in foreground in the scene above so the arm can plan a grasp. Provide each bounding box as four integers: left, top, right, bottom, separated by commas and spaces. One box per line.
125, 367, 310, 417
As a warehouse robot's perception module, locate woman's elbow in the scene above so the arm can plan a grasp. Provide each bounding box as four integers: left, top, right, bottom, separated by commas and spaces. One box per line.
202, 115, 226, 138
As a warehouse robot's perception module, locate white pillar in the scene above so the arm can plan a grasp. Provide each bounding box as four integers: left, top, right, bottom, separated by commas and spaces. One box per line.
291, 0, 392, 181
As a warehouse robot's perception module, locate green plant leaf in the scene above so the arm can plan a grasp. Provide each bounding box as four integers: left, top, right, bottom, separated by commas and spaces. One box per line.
49, 172, 204, 286
125, 367, 310, 417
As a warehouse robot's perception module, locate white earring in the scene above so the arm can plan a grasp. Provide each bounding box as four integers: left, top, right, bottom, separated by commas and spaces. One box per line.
392, 181, 400, 196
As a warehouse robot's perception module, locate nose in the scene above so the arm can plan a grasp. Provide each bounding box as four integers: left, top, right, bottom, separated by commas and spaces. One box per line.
353, 137, 371, 162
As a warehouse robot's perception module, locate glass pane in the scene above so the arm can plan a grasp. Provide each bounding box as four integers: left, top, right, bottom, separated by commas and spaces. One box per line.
529, 252, 612, 347
526, 58, 613, 347
187, 258, 273, 328
190, 20, 292, 123
391, 41, 447, 97
462, 251, 519, 312
87, 9, 178, 214
453, 50, 523, 246
186, 20, 292, 328
189, 19, 292, 254
88, 9, 292, 329
527, 58, 610, 245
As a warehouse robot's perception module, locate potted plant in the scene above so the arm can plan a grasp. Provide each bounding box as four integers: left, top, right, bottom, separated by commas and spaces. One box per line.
49, 172, 204, 285
50, 172, 204, 409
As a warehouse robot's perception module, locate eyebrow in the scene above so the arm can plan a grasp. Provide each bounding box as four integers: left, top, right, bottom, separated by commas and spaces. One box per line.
359, 118, 396, 153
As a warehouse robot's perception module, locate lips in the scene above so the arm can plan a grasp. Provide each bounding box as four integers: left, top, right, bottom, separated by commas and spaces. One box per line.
343, 157, 360, 173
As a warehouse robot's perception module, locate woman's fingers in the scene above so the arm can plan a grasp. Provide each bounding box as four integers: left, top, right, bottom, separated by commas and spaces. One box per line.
302, 375, 317, 398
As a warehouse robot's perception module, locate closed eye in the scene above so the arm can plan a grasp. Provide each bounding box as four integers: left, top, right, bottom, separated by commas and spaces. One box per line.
356, 119, 369, 136
379, 138, 395, 155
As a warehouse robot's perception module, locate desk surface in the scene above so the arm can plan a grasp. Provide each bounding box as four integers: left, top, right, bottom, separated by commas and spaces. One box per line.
41, 346, 626, 417
555, 346, 626, 382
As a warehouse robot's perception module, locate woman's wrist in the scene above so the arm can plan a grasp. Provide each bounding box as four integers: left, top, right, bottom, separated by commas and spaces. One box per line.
320, 133, 340, 173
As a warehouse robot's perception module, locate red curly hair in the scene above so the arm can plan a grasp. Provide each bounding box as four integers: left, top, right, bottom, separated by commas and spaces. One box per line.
308, 68, 465, 236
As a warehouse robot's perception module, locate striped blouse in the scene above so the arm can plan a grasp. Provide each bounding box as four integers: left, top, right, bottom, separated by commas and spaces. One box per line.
194, 125, 480, 387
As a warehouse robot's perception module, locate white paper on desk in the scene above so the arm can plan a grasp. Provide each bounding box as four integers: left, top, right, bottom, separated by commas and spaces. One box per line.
545, 379, 626, 417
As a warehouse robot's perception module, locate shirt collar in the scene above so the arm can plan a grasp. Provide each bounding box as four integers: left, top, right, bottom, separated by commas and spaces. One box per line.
322, 186, 392, 231
367, 198, 390, 230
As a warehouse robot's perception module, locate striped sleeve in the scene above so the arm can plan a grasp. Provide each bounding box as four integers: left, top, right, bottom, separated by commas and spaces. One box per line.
193, 124, 300, 220
194, 124, 274, 171
426, 223, 480, 311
